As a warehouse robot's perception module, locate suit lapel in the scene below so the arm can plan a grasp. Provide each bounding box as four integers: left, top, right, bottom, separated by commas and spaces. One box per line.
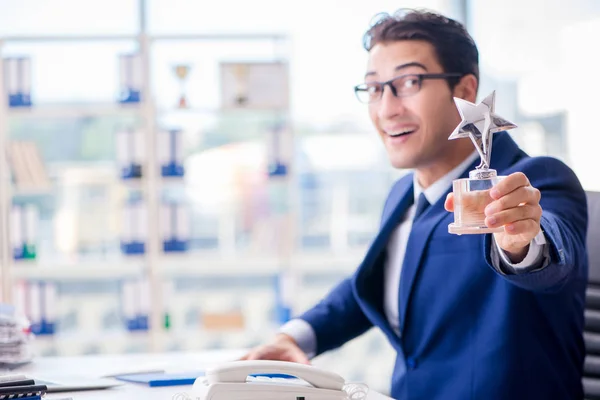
397, 200, 449, 334
353, 177, 414, 339
396, 132, 522, 335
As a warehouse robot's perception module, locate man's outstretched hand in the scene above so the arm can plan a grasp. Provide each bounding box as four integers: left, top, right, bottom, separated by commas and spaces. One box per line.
445, 172, 542, 263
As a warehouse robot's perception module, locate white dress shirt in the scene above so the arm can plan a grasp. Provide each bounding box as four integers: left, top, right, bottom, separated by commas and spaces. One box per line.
280, 151, 547, 355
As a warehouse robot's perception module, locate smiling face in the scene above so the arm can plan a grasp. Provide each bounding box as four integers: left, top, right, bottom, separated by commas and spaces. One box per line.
365, 40, 476, 185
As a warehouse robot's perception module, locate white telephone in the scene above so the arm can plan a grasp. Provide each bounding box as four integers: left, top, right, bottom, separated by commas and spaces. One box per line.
191, 360, 369, 400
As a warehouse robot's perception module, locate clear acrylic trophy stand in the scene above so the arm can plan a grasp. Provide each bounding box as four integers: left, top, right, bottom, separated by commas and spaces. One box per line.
448, 168, 504, 235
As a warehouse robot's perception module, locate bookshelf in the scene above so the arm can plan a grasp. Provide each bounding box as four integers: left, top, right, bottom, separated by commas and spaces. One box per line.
0, 0, 296, 353
0, 3, 414, 393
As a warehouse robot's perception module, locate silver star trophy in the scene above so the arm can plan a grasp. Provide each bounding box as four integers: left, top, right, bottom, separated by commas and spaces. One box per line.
447, 91, 517, 235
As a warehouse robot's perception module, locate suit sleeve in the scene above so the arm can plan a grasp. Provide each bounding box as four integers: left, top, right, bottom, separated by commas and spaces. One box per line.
297, 277, 373, 356
484, 156, 588, 293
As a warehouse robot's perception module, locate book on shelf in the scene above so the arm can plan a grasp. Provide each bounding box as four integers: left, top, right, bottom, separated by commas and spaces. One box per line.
6, 141, 50, 192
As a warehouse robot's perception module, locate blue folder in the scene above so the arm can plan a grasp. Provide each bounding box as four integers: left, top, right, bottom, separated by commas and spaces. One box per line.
115, 372, 205, 387
114, 371, 296, 387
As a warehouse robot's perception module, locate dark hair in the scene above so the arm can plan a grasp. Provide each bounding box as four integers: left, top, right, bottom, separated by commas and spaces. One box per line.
363, 9, 479, 89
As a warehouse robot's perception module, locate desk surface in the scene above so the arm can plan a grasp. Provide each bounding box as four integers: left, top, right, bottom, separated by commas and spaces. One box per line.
13, 349, 247, 400
12, 350, 392, 400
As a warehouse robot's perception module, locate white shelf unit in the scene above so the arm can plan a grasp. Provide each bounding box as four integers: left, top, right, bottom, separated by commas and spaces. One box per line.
11, 260, 145, 281
5, 103, 142, 119
0, 0, 295, 353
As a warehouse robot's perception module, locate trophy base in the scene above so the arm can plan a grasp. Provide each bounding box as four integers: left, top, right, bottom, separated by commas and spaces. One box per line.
448, 223, 503, 235
449, 169, 504, 236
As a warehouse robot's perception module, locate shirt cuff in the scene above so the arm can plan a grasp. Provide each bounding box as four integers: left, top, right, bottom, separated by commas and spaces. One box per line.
278, 319, 317, 359
494, 229, 547, 270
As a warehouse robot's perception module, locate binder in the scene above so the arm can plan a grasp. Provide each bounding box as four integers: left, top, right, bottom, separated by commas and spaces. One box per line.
119, 53, 142, 103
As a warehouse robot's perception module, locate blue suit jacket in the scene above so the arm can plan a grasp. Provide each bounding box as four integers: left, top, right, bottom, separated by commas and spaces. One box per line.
299, 133, 588, 399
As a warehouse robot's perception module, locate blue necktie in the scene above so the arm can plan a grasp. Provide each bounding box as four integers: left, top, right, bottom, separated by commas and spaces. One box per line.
414, 192, 430, 221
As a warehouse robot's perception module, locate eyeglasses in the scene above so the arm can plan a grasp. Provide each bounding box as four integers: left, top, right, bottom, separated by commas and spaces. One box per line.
354, 73, 463, 104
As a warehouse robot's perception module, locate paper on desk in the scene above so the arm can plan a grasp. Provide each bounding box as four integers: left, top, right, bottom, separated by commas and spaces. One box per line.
97, 363, 167, 378
0, 304, 33, 368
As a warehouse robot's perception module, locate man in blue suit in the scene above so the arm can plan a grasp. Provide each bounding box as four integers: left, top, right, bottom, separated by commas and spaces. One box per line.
243, 9, 588, 400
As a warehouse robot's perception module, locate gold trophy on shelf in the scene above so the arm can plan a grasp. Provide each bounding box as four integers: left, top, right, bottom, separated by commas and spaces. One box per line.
173, 64, 191, 109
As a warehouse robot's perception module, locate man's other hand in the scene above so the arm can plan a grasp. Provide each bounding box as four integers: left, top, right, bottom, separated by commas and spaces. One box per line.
239, 333, 310, 364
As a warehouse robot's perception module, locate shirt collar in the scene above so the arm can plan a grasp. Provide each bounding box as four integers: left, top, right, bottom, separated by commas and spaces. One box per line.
412, 151, 479, 205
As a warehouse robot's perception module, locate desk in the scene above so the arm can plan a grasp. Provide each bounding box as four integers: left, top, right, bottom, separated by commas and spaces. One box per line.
12, 349, 247, 400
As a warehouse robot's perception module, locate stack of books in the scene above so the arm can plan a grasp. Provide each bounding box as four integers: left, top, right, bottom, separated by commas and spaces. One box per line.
0, 375, 47, 400
0, 304, 34, 369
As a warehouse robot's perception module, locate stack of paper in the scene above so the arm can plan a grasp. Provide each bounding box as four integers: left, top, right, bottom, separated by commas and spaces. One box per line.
0, 304, 34, 368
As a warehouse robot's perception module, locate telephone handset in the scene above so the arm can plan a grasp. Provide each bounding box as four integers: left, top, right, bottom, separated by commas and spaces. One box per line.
207, 360, 345, 390
192, 360, 367, 400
